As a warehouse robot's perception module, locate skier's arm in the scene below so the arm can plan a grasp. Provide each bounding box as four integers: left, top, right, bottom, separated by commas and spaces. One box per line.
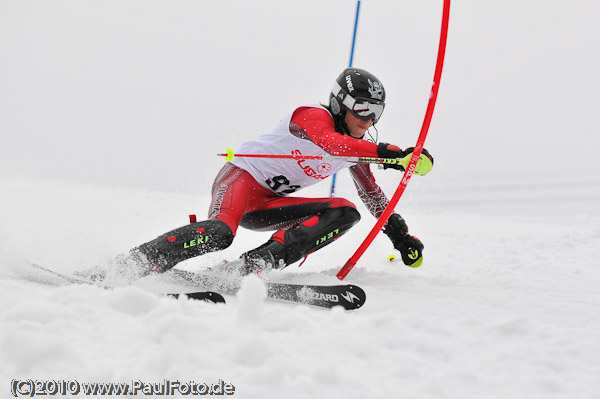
349, 163, 424, 267
348, 163, 389, 219
290, 107, 379, 157
290, 107, 433, 172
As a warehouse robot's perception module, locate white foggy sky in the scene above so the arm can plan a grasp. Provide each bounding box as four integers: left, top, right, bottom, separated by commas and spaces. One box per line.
1, 0, 599, 193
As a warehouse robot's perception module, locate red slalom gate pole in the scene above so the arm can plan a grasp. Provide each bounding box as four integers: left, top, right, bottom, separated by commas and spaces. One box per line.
337, 0, 451, 280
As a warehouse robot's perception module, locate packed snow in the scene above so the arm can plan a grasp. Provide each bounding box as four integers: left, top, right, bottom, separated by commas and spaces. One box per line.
2, 1, 600, 398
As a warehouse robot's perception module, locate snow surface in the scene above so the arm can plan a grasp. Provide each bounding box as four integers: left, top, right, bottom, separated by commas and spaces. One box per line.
2, 1, 600, 398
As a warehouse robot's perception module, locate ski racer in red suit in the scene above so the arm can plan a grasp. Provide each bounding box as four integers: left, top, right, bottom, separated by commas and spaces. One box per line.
131, 68, 433, 275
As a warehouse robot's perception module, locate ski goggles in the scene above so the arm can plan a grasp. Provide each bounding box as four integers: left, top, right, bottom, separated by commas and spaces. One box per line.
348, 99, 385, 123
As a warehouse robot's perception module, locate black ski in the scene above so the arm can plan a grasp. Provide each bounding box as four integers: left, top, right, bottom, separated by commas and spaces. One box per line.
23, 262, 226, 305
23, 261, 366, 309
168, 269, 366, 310
167, 291, 226, 304
265, 281, 366, 310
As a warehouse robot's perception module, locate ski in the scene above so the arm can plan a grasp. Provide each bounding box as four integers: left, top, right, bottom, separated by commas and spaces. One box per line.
22, 261, 226, 305
168, 268, 366, 310
265, 281, 366, 310
25, 261, 94, 286
23, 261, 366, 309
167, 291, 226, 304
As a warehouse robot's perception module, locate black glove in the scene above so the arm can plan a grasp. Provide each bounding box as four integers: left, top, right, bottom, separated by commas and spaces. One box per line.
382, 213, 424, 267
377, 143, 434, 175
377, 143, 406, 171
377, 142, 404, 158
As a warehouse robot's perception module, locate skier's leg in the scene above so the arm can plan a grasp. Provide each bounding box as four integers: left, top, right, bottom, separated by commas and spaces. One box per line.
240, 197, 361, 272
132, 164, 272, 274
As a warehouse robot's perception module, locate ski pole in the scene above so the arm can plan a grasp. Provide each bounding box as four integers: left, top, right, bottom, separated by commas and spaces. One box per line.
337, 0, 451, 280
217, 149, 433, 175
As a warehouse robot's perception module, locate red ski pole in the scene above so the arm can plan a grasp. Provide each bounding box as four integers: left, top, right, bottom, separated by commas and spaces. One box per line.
337, 0, 451, 280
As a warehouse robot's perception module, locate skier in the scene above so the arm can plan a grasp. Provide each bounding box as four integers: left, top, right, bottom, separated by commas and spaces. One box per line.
129, 68, 433, 276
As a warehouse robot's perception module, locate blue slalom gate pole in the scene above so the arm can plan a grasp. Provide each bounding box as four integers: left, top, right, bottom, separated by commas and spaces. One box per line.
348, 0, 361, 68
329, 0, 361, 197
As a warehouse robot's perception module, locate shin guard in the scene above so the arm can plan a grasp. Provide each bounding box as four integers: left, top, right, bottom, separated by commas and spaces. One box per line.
243, 206, 360, 270
135, 219, 234, 273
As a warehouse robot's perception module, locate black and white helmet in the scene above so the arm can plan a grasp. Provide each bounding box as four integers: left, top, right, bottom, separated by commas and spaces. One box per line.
329, 68, 386, 127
